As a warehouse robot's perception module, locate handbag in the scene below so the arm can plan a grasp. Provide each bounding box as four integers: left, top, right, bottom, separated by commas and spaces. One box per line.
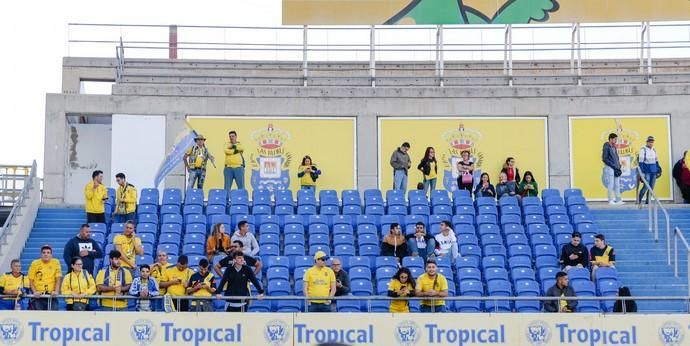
461, 172, 473, 185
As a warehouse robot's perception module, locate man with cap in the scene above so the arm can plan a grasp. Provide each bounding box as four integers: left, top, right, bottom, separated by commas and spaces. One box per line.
559, 232, 589, 272
638, 135, 662, 204
183, 133, 215, 189
303, 251, 336, 312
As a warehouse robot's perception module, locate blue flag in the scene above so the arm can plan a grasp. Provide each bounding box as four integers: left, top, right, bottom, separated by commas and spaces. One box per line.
154, 130, 197, 187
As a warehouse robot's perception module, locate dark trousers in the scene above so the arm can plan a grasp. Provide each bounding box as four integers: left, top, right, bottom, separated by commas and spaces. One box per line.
86, 213, 106, 223
31, 298, 59, 311
308, 303, 332, 312
226, 305, 245, 312
172, 297, 189, 312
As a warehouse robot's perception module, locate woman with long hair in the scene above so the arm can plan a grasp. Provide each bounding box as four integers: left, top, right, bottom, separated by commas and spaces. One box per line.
456, 150, 475, 191
500, 157, 521, 184
474, 172, 496, 198
206, 223, 231, 261
61, 257, 96, 311
298, 155, 321, 191
518, 171, 539, 197
417, 147, 438, 194
388, 267, 416, 313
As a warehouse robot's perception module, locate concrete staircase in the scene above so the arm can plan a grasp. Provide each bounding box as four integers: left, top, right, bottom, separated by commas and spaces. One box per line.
591, 207, 690, 313
19, 208, 85, 271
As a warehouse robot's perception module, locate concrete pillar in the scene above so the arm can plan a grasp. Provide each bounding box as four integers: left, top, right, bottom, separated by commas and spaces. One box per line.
163, 112, 187, 190
43, 110, 68, 205
670, 111, 690, 202
357, 114, 378, 192
547, 113, 571, 191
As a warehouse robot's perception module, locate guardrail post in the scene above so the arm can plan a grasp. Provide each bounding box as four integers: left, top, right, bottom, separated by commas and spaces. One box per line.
503, 25, 513, 86
303, 25, 308, 87
639, 22, 647, 74
646, 21, 653, 85
370, 25, 376, 87
169, 25, 178, 59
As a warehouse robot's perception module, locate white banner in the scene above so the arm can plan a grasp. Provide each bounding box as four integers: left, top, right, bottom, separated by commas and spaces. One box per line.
0, 311, 688, 345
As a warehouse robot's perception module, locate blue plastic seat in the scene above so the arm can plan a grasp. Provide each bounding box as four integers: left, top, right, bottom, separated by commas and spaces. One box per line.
284, 245, 306, 257
511, 268, 536, 283
387, 205, 407, 216
284, 224, 305, 236
576, 300, 601, 313
548, 214, 569, 225
482, 256, 505, 270
530, 234, 554, 247
267, 267, 290, 281
386, 190, 406, 207
182, 243, 204, 255
139, 188, 159, 207
534, 244, 558, 259
138, 214, 158, 225
259, 233, 280, 246
452, 214, 475, 226
274, 190, 294, 207
454, 224, 476, 236
454, 205, 475, 217
430, 190, 451, 207
508, 244, 532, 261
351, 279, 374, 296
267, 256, 290, 270
597, 278, 620, 296
500, 205, 521, 217
206, 205, 226, 217
478, 224, 500, 236
402, 256, 424, 269
157, 243, 179, 255
476, 197, 496, 207
359, 245, 380, 257
297, 189, 317, 207
460, 245, 481, 262
526, 223, 549, 236
538, 267, 560, 282
333, 224, 354, 237
452, 192, 472, 206
455, 256, 479, 269
207, 189, 228, 207
594, 267, 618, 281
478, 205, 498, 216
506, 234, 529, 247
487, 279, 512, 296
341, 190, 361, 207
137, 205, 157, 216
308, 234, 329, 247
457, 267, 482, 282
229, 189, 249, 207
307, 224, 329, 237
308, 245, 330, 257
500, 214, 522, 226
524, 214, 546, 225
568, 204, 590, 216
363, 189, 384, 207
184, 224, 205, 236
571, 280, 596, 296
251, 189, 272, 207
162, 188, 182, 207
477, 214, 498, 226
182, 205, 203, 216
267, 279, 291, 296
499, 196, 519, 207
483, 245, 507, 262
334, 245, 356, 257
541, 189, 560, 199
333, 234, 354, 247
160, 205, 180, 216
159, 233, 181, 245
458, 234, 479, 247
336, 300, 361, 312
184, 189, 204, 207
508, 256, 532, 270
349, 267, 372, 281
522, 205, 544, 217
564, 189, 583, 199
481, 234, 503, 247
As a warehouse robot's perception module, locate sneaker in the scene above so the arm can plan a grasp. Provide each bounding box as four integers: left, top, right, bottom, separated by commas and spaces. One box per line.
608, 201, 617, 205
616, 201, 625, 205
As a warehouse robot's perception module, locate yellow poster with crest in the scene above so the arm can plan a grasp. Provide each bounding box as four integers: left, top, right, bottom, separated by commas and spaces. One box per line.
186, 116, 356, 196
569, 115, 672, 200
378, 117, 548, 192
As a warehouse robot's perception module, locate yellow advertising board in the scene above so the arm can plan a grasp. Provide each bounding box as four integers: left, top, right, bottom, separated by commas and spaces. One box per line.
378, 117, 548, 192
0, 311, 689, 345
569, 115, 672, 200
186, 117, 356, 195
283, 0, 690, 25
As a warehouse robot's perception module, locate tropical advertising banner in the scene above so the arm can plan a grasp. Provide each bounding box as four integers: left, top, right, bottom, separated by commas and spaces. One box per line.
283, 0, 690, 25
0, 311, 689, 345
378, 117, 548, 192
569, 115, 672, 201
186, 116, 356, 195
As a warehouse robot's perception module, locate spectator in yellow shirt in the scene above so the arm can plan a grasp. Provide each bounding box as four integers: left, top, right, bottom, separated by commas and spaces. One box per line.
415, 260, 449, 313
61, 257, 96, 311
96, 250, 133, 311
388, 267, 416, 313
303, 251, 336, 312
28, 245, 62, 310
223, 130, 245, 191
84, 170, 108, 223
150, 251, 170, 311
113, 172, 137, 223
0, 259, 30, 310
160, 255, 194, 312
298, 155, 321, 191
113, 221, 144, 276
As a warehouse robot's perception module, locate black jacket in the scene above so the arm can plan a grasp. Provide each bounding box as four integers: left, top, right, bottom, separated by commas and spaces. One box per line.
334, 270, 350, 296
217, 264, 264, 304
560, 243, 589, 268
417, 158, 437, 176
63, 236, 103, 275
544, 284, 577, 312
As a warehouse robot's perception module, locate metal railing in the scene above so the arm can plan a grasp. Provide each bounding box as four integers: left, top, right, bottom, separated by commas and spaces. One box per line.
0, 165, 32, 207
65, 22, 690, 87
637, 166, 671, 265
672, 227, 690, 296
0, 161, 36, 241
1, 293, 679, 314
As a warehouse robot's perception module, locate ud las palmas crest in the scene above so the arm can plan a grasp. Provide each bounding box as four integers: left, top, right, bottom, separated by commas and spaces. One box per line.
600, 120, 639, 193
442, 124, 484, 191
250, 124, 292, 192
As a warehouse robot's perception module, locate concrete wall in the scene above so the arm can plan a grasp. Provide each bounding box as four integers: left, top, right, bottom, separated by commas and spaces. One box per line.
64, 124, 112, 205
43, 59, 690, 205
0, 176, 41, 270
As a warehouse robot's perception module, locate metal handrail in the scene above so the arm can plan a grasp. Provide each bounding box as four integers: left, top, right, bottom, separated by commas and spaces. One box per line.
636, 166, 671, 265
0, 161, 36, 242
672, 227, 690, 297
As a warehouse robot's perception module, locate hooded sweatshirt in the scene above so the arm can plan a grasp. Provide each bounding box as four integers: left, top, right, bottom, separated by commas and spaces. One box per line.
231, 230, 260, 256
63, 236, 104, 275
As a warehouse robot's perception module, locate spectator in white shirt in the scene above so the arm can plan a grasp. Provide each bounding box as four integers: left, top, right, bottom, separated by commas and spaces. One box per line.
434, 221, 459, 262
638, 136, 662, 204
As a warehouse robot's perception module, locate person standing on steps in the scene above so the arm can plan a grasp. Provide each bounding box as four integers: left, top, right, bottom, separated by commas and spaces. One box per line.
390, 142, 411, 191
223, 130, 245, 191
183, 134, 215, 189
602, 133, 624, 205
638, 136, 662, 204
84, 170, 108, 223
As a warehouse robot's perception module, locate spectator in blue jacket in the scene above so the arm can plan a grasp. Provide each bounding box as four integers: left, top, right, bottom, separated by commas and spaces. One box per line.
602, 133, 623, 205
638, 136, 662, 204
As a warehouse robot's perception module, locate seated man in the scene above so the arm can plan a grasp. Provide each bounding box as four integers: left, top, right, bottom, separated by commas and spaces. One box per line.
434, 221, 459, 262
406, 222, 436, 260
186, 259, 217, 312
544, 271, 577, 313
213, 240, 262, 277
559, 232, 589, 272
590, 234, 616, 280
330, 257, 350, 297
